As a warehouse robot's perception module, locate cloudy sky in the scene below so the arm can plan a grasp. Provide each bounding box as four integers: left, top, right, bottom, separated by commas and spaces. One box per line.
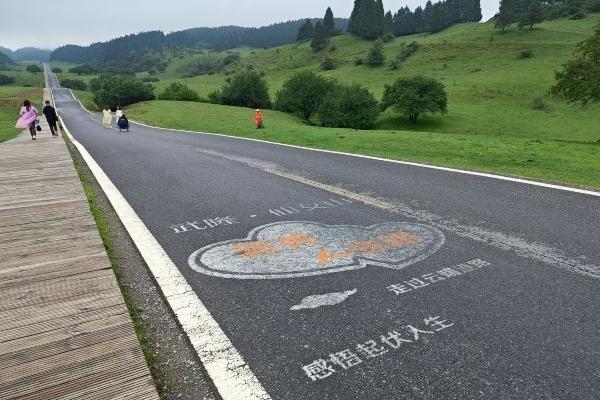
0, 0, 500, 50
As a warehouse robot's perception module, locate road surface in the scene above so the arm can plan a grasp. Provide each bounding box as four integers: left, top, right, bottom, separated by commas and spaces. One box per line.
48, 69, 600, 400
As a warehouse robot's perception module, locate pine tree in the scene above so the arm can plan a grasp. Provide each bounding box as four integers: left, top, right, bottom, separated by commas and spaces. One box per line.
311, 21, 329, 51
495, 0, 515, 31
297, 19, 315, 42
324, 7, 336, 36
349, 0, 363, 34
384, 11, 394, 34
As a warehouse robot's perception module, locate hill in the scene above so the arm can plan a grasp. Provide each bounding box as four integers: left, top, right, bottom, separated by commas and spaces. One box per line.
114, 15, 599, 189
12, 47, 51, 62
0, 52, 15, 70
50, 18, 349, 68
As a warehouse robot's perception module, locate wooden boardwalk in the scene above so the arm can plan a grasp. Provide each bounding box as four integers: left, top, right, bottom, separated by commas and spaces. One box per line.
0, 90, 159, 399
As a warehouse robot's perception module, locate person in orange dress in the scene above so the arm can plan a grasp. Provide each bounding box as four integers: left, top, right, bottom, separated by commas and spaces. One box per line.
254, 109, 264, 129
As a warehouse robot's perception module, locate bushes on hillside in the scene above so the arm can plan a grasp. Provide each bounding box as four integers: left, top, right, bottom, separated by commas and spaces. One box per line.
158, 82, 200, 102
61, 78, 88, 90
89, 74, 155, 109
51, 67, 63, 73
69, 64, 98, 75
177, 52, 240, 78
319, 84, 379, 129
367, 41, 385, 66
0, 74, 15, 85
142, 76, 160, 82
320, 58, 336, 70
275, 71, 336, 120
209, 70, 271, 108
399, 41, 419, 62
519, 49, 534, 59
381, 76, 448, 123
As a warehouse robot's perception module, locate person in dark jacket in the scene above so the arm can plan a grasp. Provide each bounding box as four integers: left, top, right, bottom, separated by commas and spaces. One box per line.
42, 100, 59, 137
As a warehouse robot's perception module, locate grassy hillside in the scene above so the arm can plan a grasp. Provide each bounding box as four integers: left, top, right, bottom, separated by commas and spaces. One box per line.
0, 64, 44, 142
152, 16, 600, 142
59, 16, 600, 188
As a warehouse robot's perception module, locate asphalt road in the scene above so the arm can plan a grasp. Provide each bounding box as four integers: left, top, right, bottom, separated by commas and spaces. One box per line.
49, 70, 600, 400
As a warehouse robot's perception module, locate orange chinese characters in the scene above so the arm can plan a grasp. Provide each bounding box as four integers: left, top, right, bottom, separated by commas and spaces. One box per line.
278, 233, 319, 249
232, 241, 279, 259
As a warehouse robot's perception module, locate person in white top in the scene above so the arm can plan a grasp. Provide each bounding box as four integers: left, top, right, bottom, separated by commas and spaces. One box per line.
115, 106, 123, 125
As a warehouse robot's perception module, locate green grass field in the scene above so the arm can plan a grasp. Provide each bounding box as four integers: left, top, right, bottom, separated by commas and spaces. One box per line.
58, 16, 600, 188
126, 100, 600, 189
0, 64, 44, 142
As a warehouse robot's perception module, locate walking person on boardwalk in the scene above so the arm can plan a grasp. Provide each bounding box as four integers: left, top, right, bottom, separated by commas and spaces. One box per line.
16, 100, 38, 140
43, 100, 59, 137
254, 109, 264, 129
102, 107, 112, 128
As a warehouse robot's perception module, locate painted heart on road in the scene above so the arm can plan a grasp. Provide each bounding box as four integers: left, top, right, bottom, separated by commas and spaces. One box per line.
188, 221, 445, 279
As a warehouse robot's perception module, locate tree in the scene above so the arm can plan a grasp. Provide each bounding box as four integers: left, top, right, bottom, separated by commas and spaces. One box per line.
311, 22, 329, 52
349, 0, 385, 39
26, 64, 42, 74
519, 0, 544, 29
158, 82, 200, 101
349, 0, 364, 34
51, 67, 63, 73
319, 84, 379, 129
367, 41, 385, 65
275, 71, 337, 120
209, 70, 271, 108
552, 23, 600, 105
381, 76, 448, 122
384, 11, 394, 34
89, 74, 155, 109
324, 7, 337, 36
60, 79, 88, 90
297, 19, 315, 42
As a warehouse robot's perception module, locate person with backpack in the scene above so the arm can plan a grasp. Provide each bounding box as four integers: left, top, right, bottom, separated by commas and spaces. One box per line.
16, 100, 39, 140
42, 100, 59, 137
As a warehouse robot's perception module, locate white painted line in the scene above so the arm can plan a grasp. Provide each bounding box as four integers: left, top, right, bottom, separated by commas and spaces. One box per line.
66, 84, 600, 198
58, 114, 271, 400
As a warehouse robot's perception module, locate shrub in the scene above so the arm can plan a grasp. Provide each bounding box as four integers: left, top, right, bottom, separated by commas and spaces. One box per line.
399, 41, 419, 62
61, 78, 88, 90
382, 33, 395, 43
354, 58, 364, 66
321, 57, 336, 71
89, 74, 155, 109
0, 74, 15, 85
319, 84, 379, 129
390, 61, 400, 70
519, 49, 534, 59
223, 53, 241, 66
158, 82, 200, 101
275, 71, 337, 120
142, 76, 160, 82
381, 76, 448, 123
367, 41, 385, 66
329, 45, 338, 52
532, 97, 550, 111
51, 67, 63, 73
148, 68, 157, 75
69, 64, 98, 75
177, 55, 222, 77
209, 70, 271, 109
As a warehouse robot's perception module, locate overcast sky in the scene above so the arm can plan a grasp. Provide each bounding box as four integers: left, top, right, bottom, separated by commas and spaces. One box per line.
0, 0, 500, 50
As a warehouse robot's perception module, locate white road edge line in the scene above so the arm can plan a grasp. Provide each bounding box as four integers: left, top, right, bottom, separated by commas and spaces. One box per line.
67, 86, 599, 198
57, 118, 271, 399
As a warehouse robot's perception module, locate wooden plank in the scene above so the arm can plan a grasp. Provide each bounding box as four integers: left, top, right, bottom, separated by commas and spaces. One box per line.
0, 100, 158, 399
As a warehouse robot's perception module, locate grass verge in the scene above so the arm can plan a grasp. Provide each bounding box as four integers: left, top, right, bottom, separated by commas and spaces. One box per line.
62, 129, 155, 368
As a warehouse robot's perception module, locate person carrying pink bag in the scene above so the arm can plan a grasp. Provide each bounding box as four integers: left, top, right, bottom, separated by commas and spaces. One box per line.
16, 100, 39, 140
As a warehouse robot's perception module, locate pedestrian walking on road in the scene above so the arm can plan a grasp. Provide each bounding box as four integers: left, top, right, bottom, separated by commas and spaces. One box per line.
16, 100, 39, 140
43, 100, 59, 137
115, 106, 123, 128
102, 107, 112, 128
254, 109, 264, 129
